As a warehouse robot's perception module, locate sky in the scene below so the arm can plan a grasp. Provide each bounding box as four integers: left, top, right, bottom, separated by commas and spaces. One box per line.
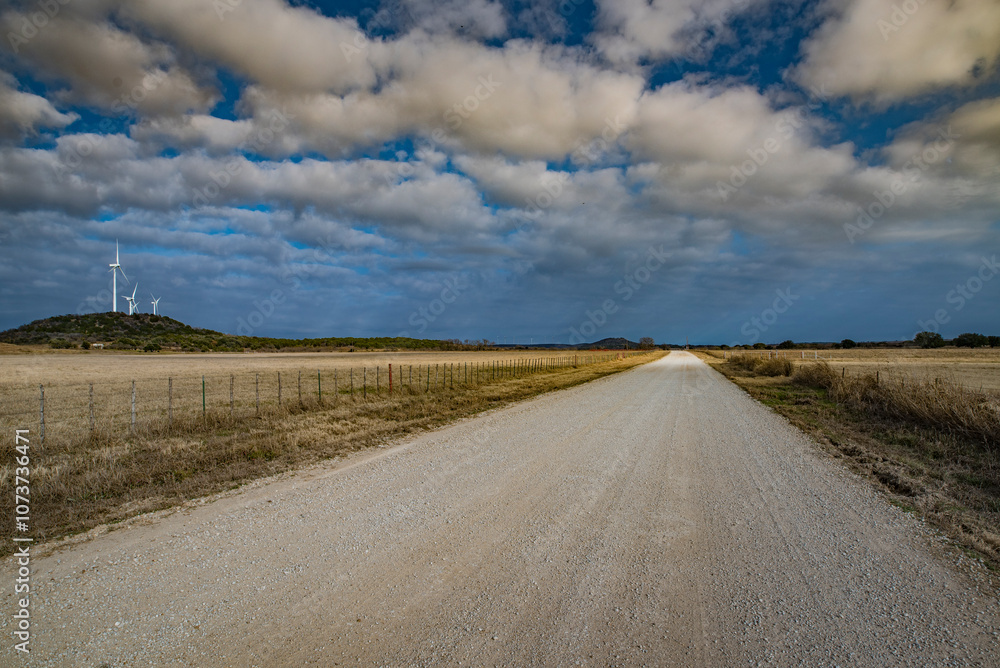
0, 0, 998, 345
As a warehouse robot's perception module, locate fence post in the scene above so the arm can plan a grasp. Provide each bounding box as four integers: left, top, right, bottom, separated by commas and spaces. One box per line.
376, 366, 380, 395
298, 370, 302, 406
39, 384, 44, 445
426, 365, 429, 393
334, 370, 338, 404
363, 367, 367, 400
230, 374, 235, 417
89, 383, 95, 432
350, 368, 354, 396
202, 376, 206, 421
131, 380, 136, 433
389, 363, 393, 394
278, 372, 282, 407
169, 377, 173, 428
450, 363, 453, 390
255, 373, 260, 416
318, 370, 322, 405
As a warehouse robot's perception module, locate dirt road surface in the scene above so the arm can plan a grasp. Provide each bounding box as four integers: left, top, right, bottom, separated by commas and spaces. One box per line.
5, 352, 998, 666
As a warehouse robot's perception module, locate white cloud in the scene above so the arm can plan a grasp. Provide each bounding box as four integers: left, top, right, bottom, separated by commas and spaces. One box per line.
119, 0, 378, 94
793, 0, 1000, 102
592, 0, 762, 67
242, 35, 645, 160
0, 71, 78, 139
0, 10, 215, 116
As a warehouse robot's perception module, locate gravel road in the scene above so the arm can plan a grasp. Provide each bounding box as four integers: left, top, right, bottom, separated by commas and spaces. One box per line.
5, 352, 998, 666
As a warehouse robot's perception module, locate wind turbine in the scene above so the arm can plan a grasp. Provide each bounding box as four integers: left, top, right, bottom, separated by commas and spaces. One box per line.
108, 239, 128, 312
124, 282, 139, 315
150, 293, 160, 315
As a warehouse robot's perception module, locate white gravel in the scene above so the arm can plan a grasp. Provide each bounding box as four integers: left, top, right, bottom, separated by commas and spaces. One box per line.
3, 351, 998, 666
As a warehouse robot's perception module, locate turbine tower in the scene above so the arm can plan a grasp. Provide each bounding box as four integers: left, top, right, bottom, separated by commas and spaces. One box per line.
150, 293, 160, 316
124, 282, 139, 315
108, 240, 128, 312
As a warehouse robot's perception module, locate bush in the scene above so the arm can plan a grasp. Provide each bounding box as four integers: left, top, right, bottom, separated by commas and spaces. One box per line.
758, 357, 794, 376
81, 340, 91, 349
144, 343, 162, 352
792, 362, 837, 389
914, 331, 945, 348
841, 339, 857, 349
777, 340, 796, 350
49, 338, 75, 349
955, 332, 989, 348
728, 354, 793, 377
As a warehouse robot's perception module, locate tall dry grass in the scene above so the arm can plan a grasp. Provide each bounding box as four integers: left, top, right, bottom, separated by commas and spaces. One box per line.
727, 353, 794, 377
794, 362, 999, 450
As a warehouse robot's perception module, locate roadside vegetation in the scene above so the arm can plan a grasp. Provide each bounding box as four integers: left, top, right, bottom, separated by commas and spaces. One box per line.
0, 352, 662, 556
700, 352, 1000, 571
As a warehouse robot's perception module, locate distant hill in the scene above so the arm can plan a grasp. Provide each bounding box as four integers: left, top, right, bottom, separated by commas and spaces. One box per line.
583, 337, 641, 350
0, 313, 464, 352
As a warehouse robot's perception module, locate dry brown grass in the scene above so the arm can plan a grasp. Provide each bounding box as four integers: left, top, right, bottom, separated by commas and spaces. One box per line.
0, 351, 662, 555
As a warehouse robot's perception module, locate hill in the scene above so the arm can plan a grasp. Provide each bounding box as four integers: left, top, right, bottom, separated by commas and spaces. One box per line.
0, 313, 465, 352
584, 337, 641, 350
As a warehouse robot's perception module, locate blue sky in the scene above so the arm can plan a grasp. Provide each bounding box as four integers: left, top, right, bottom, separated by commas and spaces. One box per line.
1, 0, 998, 344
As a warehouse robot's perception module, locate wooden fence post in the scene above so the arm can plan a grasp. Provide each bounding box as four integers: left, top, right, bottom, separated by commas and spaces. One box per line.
89, 383, 95, 432
389, 363, 393, 394
364, 367, 367, 400
318, 370, 322, 405
39, 384, 44, 445
230, 374, 235, 416
131, 380, 136, 433
278, 372, 282, 407
169, 377, 173, 428
298, 370, 302, 406
255, 373, 259, 416
202, 376, 206, 421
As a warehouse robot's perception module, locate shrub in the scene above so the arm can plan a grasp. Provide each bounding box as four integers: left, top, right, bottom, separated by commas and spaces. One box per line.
841, 339, 857, 349
955, 332, 989, 348
757, 357, 794, 376
792, 362, 837, 389
728, 354, 793, 377
914, 331, 945, 348
49, 338, 75, 349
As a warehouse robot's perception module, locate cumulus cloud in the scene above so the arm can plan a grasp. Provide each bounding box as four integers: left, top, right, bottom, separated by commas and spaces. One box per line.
243, 35, 645, 159
119, 0, 377, 95
0, 9, 216, 117
0, 71, 78, 139
368, 0, 508, 39
793, 0, 1000, 102
592, 0, 763, 67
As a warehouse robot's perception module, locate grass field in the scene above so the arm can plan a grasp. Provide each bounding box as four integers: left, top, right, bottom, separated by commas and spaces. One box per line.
722, 348, 1000, 392
0, 349, 661, 555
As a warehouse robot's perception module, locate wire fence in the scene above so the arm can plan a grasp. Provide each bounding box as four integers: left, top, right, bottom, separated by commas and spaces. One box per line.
0, 353, 641, 448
